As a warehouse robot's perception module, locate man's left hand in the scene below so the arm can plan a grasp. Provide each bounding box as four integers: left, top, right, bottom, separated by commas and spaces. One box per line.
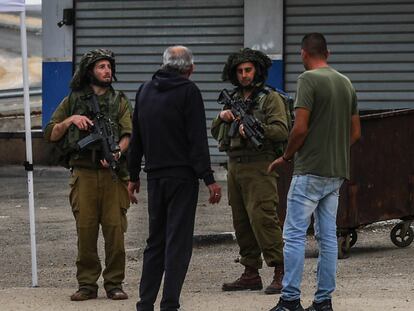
239, 123, 246, 138
100, 159, 110, 168
100, 151, 121, 168
207, 182, 222, 204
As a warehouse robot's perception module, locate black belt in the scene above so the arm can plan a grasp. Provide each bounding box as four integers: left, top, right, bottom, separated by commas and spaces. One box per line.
229, 154, 275, 163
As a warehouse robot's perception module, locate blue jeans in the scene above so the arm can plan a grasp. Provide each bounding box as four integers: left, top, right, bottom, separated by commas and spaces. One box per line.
281, 174, 344, 303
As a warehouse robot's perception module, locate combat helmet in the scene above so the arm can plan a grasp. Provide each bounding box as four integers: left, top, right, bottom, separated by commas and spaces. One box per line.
222, 48, 272, 87
70, 49, 117, 90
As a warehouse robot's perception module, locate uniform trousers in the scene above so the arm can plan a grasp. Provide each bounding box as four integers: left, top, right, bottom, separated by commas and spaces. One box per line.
227, 159, 284, 269
69, 167, 129, 293
136, 173, 199, 311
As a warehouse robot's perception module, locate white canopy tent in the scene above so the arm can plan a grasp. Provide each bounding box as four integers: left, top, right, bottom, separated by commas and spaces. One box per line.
0, 0, 38, 287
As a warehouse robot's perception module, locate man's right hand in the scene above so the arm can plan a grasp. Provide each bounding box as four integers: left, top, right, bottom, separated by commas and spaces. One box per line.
50, 114, 94, 142
219, 110, 235, 122
127, 181, 140, 204
70, 115, 94, 131
268, 156, 289, 173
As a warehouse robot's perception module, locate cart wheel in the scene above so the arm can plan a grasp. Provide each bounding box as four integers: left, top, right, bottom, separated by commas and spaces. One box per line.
338, 236, 351, 259
349, 229, 358, 248
390, 223, 414, 248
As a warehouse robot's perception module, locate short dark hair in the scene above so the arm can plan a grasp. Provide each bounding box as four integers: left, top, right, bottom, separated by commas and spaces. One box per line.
301, 33, 328, 58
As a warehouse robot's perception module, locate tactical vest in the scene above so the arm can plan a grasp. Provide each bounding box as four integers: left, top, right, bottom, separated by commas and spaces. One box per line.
63, 88, 122, 168
222, 87, 285, 158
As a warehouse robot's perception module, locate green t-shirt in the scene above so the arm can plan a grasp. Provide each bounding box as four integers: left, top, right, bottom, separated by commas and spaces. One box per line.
293, 67, 358, 179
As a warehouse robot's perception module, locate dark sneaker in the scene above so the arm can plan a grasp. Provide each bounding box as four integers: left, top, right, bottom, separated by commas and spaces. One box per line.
106, 288, 128, 300
222, 266, 263, 291
70, 288, 97, 301
269, 297, 304, 311
305, 299, 333, 311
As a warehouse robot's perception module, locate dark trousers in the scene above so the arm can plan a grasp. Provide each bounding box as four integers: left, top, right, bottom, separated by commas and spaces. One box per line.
136, 176, 199, 311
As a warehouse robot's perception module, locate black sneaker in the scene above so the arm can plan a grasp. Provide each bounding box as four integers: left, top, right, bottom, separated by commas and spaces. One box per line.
269, 297, 304, 311
305, 299, 333, 311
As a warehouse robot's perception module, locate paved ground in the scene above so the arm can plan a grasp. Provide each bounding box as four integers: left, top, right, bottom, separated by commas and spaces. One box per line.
0, 165, 413, 311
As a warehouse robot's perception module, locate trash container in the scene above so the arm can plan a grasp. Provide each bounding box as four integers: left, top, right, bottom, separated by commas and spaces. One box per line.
277, 108, 414, 258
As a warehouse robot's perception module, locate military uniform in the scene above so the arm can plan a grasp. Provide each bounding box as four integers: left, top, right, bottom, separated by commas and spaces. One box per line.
212, 87, 288, 269
44, 50, 132, 298
212, 48, 288, 294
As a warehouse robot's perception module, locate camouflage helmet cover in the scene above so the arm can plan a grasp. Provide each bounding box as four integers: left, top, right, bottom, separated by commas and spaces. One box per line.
70, 48, 117, 90
222, 48, 272, 86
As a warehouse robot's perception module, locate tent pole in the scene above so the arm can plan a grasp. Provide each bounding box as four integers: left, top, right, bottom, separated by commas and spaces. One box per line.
20, 9, 38, 288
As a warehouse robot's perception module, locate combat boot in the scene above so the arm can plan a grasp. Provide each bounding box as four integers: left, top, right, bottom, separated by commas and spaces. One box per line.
265, 265, 284, 294
70, 288, 97, 301
222, 266, 263, 291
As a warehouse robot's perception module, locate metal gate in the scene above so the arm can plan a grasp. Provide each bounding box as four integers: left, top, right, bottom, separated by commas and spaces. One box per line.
74, 0, 244, 163
284, 0, 414, 109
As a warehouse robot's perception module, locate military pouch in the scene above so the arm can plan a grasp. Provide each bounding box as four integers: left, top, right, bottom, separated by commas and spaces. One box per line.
52, 124, 81, 169
217, 122, 231, 152
230, 136, 243, 149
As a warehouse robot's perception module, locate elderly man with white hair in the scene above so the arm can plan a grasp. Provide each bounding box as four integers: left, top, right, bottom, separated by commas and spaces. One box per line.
128, 45, 221, 311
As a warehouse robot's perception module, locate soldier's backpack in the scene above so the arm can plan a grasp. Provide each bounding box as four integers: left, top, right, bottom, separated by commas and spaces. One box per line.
274, 87, 294, 132
257, 86, 294, 132
255, 86, 294, 156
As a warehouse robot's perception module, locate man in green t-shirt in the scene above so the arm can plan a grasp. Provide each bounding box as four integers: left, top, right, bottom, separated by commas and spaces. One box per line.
267, 33, 361, 311
44, 49, 132, 302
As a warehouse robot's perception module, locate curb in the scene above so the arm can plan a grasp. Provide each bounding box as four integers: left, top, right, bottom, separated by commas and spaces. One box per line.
0, 165, 70, 178
0, 164, 228, 180
193, 232, 236, 246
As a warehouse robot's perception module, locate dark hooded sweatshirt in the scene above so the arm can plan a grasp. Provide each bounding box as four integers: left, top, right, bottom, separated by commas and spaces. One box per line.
128, 69, 215, 185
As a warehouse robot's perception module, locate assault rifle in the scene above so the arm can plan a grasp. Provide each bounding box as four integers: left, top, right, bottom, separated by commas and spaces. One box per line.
77, 94, 120, 177
218, 89, 265, 150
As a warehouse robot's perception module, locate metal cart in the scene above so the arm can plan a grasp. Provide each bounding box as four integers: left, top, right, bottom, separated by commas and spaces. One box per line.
277, 109, 414, 258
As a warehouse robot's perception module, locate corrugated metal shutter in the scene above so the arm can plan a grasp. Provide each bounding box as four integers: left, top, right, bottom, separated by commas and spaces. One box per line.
74, 0, 244, 163
284, 0, 414, 109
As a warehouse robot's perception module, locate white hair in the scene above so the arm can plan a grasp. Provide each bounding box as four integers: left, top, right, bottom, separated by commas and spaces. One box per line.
161, 45, 194, 73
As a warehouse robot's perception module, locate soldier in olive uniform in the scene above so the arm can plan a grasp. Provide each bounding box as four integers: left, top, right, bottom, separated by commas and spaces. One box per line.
211, 48, 288, 294
44, 49, 132, 301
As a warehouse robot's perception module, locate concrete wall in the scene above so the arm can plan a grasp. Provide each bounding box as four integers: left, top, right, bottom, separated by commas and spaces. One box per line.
244, 0, 284, 90
41, 0, 73, 128
0, 131, 57, 165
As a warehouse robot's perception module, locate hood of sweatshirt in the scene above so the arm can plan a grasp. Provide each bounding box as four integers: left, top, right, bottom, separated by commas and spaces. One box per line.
152, 69, 192, 92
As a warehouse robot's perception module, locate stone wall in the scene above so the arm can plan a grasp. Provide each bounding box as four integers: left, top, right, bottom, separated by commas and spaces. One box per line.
0, 130, 57, 165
